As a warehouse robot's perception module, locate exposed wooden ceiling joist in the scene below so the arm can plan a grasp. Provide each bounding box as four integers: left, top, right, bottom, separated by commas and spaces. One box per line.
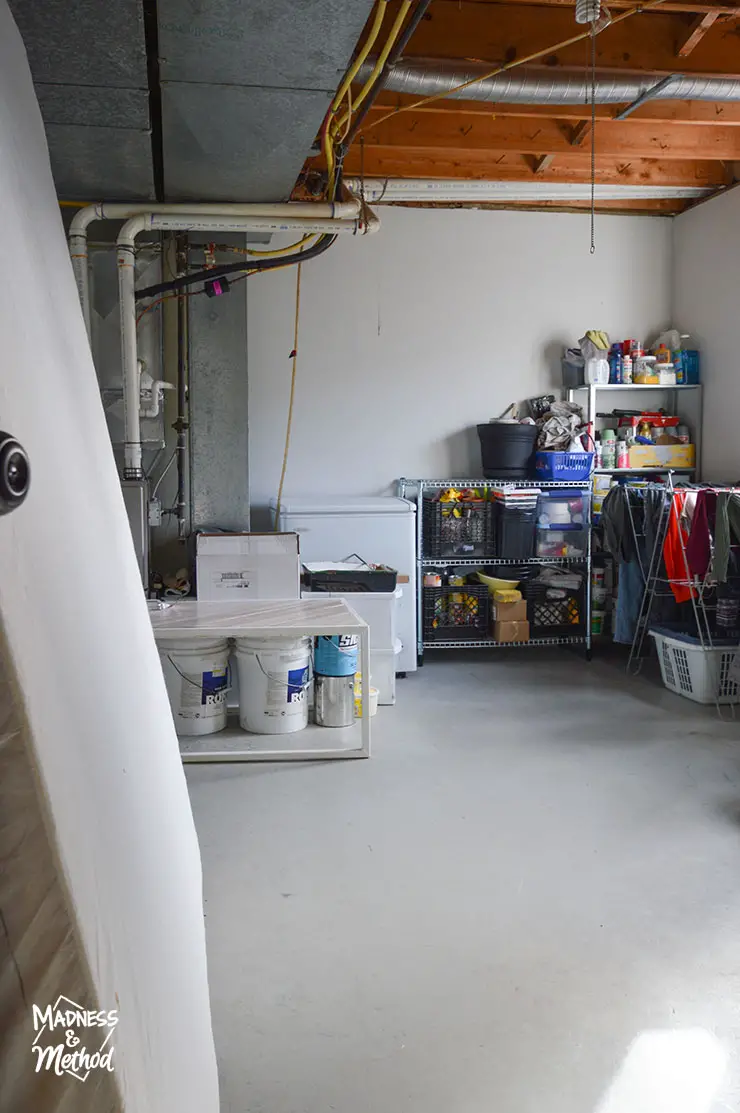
301, 0, 740, 215
330, 147, 727, 185
361, 113, 740, 159
389, 1, 740, 79
461, 0, 740, 15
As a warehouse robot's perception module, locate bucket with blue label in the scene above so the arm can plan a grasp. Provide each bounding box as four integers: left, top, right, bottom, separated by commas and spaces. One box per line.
314, 634, 359, 677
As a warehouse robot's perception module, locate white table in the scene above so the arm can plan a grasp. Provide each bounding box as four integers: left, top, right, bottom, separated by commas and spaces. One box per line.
151, 598, 371, 763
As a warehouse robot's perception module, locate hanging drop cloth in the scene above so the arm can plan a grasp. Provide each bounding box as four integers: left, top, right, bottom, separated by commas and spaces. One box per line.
0, 6, 219, 1111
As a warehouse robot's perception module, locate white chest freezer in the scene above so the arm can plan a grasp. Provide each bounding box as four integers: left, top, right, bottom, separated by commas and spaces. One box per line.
272, 496, 417, 673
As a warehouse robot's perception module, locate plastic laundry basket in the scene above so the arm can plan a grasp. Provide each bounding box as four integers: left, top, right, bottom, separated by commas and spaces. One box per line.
650, 629, 740, 705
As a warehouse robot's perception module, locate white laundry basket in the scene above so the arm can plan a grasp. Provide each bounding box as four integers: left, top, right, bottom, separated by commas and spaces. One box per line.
650, 629, 740, 705
158, 636, 230, 735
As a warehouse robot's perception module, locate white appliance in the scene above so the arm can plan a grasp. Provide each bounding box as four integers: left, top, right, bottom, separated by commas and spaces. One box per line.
273, 496, 417, 673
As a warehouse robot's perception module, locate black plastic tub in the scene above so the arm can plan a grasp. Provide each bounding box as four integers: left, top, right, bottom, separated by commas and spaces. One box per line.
477, 422, 538, 480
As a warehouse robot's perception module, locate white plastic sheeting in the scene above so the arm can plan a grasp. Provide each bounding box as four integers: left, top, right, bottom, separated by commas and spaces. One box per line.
0, 6, 219, 1111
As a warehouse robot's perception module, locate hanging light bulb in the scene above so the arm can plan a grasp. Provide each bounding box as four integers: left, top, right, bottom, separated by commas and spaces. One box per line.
575, 0, 601, 23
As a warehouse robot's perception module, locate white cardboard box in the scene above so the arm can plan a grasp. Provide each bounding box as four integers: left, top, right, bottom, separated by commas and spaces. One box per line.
196, 532, 300, 601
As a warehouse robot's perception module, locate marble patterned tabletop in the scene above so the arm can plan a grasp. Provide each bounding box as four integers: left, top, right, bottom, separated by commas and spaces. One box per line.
150, 597, 367, 638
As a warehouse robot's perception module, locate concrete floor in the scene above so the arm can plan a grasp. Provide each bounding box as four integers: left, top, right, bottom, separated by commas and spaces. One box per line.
186, 652, 740, 1113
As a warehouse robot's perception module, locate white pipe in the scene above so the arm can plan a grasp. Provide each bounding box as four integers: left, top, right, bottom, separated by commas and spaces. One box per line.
69, 198, 363, 339
117, 208, 379, 478
345, 178, 712, 202
140, 381, 175, 420
122, 213, 370, 245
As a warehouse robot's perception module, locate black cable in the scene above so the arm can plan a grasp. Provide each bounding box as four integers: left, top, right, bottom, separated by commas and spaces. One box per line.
135, 234, 338, 300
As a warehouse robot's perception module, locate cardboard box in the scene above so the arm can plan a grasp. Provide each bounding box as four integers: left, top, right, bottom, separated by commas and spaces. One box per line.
627, 444, 695, 470
196, 532, 300, 600
492, 598, 528, 622
493, 619, 530, 644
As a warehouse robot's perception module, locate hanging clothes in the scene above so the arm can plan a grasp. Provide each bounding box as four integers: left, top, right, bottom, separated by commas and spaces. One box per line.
662, 491, 693, 604
601, 483, 689, 643
713, 492, 740, 583
601, 485, 664, 644
684, 489, 715, 580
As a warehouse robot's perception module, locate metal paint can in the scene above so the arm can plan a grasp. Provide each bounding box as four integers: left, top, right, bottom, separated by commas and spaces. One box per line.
314, 673, 354, 727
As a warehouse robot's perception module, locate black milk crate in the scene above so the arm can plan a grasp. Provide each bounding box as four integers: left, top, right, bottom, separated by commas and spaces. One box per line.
493, 502, 538, 560
423, 499, 493, 559
523, 579, 586, 637
423, 584, 490, 641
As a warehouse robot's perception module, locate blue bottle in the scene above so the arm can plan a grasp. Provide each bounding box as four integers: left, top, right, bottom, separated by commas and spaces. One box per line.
609, 345, 623, 385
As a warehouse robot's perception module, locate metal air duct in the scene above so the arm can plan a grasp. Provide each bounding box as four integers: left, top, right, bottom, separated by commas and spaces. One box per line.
358, 60, 740, 105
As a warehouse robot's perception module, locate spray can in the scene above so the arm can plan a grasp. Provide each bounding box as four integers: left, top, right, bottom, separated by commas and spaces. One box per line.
617, 441, 630, 469
622, 354, 633, 384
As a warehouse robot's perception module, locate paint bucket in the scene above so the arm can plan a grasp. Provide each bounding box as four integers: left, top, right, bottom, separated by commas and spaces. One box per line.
313, 634, 358, 677
235, 636, 310, 734
158, 636, 230, 736
315, 673, 354, 727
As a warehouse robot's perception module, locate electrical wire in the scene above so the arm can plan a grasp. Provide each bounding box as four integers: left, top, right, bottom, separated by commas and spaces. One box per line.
273, 262, 302, 530
357, 0, 668, 137
191, 234, 319, 259
335, 0, 412, 133
135, 233, 337, 299
152, 449, 177, 497
243, 234, 318, 257
135, 289, 202, 327
324, 0, 388, 196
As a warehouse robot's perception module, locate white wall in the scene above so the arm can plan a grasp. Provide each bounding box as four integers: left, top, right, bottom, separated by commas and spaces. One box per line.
0, 6, 218, 1110
248, 206, 672, 520
674, 187, 740, 483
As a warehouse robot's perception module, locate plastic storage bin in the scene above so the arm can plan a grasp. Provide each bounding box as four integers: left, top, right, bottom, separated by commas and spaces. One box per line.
537, 489, 587, 528
494, 503, 537, 559
650, 628, 740, 704
423, 498, 492, 559
536, 528, 587, 558
423, 585, 490, 641
534, 452, 594, 481
370, 638, 402, 704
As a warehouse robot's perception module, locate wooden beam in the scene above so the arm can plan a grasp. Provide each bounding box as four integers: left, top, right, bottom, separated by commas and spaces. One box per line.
361, 112, 740, 160
570, 121, 592, 146
439, 0, 740, 15
392, 1, 740, 77
677, 12, 721, 55
311, 148, 728, 186
531, 153, 555, 172
368, 93, 740, 127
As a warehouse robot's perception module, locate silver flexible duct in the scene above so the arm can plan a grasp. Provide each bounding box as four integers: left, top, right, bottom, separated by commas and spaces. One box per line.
357, 60, 740, 104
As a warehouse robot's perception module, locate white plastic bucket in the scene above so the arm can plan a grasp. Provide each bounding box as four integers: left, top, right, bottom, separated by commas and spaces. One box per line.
158, 636, 230, 736
235, 636, 310, 734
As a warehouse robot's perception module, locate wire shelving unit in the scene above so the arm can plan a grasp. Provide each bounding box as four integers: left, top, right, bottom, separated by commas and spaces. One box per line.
398, 478, 593, 663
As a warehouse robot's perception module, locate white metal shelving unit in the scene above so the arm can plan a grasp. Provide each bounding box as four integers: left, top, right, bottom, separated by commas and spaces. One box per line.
567, 383, 703, 478
398, 478, 592, 662
151, 598, 371, 763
